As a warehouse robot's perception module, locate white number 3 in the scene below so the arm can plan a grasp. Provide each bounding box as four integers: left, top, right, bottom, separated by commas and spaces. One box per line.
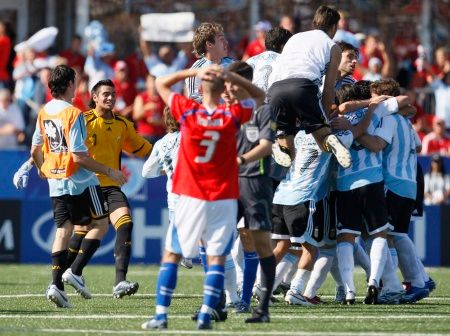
195, 130, 220, 163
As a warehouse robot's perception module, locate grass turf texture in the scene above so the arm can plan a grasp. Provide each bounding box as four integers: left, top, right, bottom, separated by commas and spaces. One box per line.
0, 265, 449, 335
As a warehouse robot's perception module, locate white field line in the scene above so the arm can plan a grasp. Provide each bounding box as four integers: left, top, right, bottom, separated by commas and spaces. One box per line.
0, 314, 449, 320
0, 328, 448, 336
0, 293, 448, 301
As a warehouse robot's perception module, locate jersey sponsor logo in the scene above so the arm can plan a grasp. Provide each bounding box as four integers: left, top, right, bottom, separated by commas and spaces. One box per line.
196, 115, 223, 127
43, 119, 68, 153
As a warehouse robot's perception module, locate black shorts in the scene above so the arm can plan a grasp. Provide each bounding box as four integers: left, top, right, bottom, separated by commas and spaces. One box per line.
51, 185, 109, 228
386, 190, 415, 236
237, 176, 273, 231
101, 186, 130, 213
271, 199, 324, 246
336, 181, 390, 235
321, 191, 337, 245
268, 78, 326, 136
412, 162, 424, 217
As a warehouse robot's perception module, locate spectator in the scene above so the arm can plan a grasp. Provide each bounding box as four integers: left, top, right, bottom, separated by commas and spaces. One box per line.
333, 10, 360, 48
422, 117, 450, 156
124, 38, 150, 91
0, 88, 25, 148
142, 43, 187, 93
59, 35, 86, 73
356, 34, 393, 80
424, 154, 450, 205
279, 15, 296, 34
431, 46, 450, 81
112, 60, 137, 118
132, 74, 166, 143
363, 57, 383, 81
84, 41, 115, 90
73, 74, 90, 112
429, 71, 450, 130
242, 20, 272, 61
0, 21, 12, 89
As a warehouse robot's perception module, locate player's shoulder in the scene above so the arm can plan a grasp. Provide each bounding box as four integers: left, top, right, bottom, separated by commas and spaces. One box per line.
191, 57, 209, 69
114, 114, 132, 128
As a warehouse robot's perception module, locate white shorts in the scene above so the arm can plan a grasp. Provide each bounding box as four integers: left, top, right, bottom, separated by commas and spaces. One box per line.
168, 195, 237, 259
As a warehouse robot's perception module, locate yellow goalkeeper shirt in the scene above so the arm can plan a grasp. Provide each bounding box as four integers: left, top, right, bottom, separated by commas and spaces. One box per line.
84, 109, 152, 187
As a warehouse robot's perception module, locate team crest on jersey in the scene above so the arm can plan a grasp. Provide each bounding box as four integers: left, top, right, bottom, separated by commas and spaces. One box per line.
43, 119, 68, 153
246, 126, 259, 142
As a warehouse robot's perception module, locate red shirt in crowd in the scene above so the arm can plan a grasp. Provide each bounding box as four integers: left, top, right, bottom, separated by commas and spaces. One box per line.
59, 49, 86, 72
422, 133, 450, 155
135, 91, 166, 138
244, 39, 265, 59
112, 78, 137, 117
0, 35, 11, 82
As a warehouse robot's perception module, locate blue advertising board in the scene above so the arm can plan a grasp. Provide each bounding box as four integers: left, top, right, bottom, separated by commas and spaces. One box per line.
1, 149, 449, 265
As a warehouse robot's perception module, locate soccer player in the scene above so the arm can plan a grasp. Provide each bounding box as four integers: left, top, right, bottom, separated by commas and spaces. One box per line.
358, 79, 429, 303
140, 64, 264, 330
333, 82, 414, 304
66, 79, 152, 298
30, 65, 125, 308
221, 61, 276, 322
186, 22, 234, 102
246, 27, 292, 94
268, 5, 351, 169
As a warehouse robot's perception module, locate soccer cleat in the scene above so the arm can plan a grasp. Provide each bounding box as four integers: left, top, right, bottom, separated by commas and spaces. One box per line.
400, 286, 429, 303
284, 290, 311, 306
141, 317, 167, 330
113, 280, 139, 299
252, 284, 274, 306
377, 290, 405, 305
426, 278, 436, 292
272, 143, 292, 168
191, 307, 228, 322
335, 286, 346, 303
196, 321, 212, 330
324, 134, 352, 169
363, 285, 379, 305
402, 281, 411, 292
305, 295, 325, 305
342, 291, 355, 305
273, 282, 290, 296
62, 268, 91, 299
46, 284, 72, 308
234, 300, 251, 313
180, 258, 193, 269
245, 309, 270, 323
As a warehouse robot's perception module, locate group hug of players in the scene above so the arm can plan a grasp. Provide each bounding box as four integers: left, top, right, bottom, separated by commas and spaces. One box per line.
13, 5, 435, 331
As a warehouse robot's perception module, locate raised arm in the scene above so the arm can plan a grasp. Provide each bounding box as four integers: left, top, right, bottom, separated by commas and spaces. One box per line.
322, 44, 342, 117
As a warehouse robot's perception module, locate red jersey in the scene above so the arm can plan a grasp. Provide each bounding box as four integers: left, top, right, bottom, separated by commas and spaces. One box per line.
170, 93, 254, 201
135, 91, 166, 137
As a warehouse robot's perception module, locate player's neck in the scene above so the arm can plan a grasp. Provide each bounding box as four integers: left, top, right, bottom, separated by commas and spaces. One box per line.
206, 52, 222, 65
95, 107, 114, 119
202, 94, 220, 110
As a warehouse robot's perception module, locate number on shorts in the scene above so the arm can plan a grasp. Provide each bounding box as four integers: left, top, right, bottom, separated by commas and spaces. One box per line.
195, 130, 220, 163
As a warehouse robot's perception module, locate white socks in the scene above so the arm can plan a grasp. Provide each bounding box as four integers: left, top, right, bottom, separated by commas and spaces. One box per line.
394, 236, 425, 288
368, 237, 388, 287
290, 268, 311, 293
224, 254, 239, 304
304, 248, 335, 298
336, 242, 355, 293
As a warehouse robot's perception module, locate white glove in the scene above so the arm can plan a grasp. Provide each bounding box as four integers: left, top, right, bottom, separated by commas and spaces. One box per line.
13, 161, 33, 189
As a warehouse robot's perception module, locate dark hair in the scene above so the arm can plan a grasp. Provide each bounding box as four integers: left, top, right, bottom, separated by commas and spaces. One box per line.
163, 106, 179, 133
431, 154, 446, 175
88, 79, 115, 109
336, 41, 359, 57
336, 84, 357, 104
228, 61, 253, 81
48, 65, 75, 98
370, 78, 400, 96
312, 5, 340, 32
265, 27, 292, 53
355, 80, 372, 99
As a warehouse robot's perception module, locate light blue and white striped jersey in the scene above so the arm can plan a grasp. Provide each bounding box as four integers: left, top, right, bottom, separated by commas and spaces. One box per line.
142, 131, 180, 210
246, 50, 279, 94
374, 114, 420, 199
273, 131, 332, 205
186, 56, 234, 102
335, 75, 356, 90
336, 98, 400, 191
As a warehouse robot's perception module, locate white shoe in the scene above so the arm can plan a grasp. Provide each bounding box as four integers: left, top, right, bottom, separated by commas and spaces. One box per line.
62, 268, 91, 299
46, 284, 72, 308
180, 258, 193, 269
284, 289, 311, 306
113, 280, 139, 299
272, 143, 292, 168
325, 134, 352, 169
343, 290, 356, 305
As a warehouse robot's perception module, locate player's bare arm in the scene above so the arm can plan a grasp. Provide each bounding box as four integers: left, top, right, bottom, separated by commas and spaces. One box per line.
237, 139, 272, 165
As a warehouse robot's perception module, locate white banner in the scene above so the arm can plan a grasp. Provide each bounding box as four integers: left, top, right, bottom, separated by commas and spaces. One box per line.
140, 12, 195, 42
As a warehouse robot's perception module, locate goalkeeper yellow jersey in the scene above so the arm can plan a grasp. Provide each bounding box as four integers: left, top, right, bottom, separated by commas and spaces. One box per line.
84, 109, 152, 187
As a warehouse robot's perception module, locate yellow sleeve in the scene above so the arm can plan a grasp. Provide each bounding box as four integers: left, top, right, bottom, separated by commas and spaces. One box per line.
122, 117, 153, 158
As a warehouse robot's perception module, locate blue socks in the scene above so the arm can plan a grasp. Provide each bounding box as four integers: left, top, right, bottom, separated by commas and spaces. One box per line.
241, 251, 259, 304
199, 246, 208, 273
197, 264, 225, 324
154, 262, 178, 320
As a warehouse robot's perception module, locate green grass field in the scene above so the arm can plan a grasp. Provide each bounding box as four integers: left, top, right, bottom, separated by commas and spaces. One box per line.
0, 264, 449, 335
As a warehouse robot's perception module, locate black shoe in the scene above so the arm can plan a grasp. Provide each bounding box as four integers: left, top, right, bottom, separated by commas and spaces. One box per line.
363, 285, 379, 305
191, 307, 227, 322
196, 321, 212, 330
245, 309, 270, 323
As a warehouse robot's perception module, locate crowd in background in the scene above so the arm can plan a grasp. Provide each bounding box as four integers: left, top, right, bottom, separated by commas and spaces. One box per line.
0, 8, 449, 203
